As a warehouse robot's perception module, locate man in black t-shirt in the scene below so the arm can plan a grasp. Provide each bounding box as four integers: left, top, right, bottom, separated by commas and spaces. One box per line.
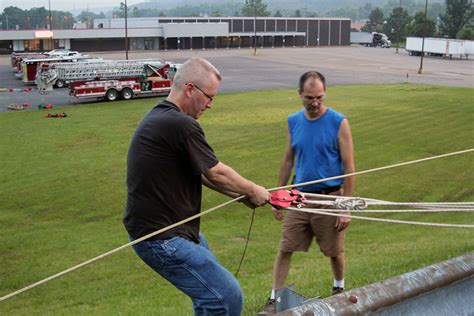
124, 58, 269, 316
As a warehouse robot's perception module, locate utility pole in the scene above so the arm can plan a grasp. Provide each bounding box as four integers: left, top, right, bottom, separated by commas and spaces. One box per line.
124, 0, 129, 60
303, 6, 308, 17
417, 0, 428, 74
396, 0, 401, 54
253, 0, 257, 56
48, 0, 53, 50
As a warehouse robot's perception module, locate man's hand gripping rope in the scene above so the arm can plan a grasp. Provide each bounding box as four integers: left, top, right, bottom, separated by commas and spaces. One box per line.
269, 189, 307, 221
269, 190, 368, 231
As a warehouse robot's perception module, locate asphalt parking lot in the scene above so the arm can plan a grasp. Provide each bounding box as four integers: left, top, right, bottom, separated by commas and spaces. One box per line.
0, 46, 472, 112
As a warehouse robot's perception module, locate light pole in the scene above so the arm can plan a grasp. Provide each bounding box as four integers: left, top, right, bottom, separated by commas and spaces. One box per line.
124, 0, 129, 60
253, 0, 257, 56
48, 0, 53, 50
417, 0, 428, 74
396, 0, 401, 54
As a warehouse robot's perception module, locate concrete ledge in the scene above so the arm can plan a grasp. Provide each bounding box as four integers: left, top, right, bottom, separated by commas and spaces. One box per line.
276, 252, 474, 315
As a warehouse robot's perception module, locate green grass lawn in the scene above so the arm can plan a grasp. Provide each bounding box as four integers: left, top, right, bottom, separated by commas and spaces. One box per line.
0, 83, 473, 315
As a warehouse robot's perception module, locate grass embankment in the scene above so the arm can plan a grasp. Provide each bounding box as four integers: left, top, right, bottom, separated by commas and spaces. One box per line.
0, 84, 473, 315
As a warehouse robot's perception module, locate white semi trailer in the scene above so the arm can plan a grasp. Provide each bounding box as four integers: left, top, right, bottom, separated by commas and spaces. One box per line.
406, 37, 474, 59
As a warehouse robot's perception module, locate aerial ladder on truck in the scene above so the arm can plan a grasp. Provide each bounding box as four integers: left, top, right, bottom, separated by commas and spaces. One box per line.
20, 55, 93, 84
36, 59, 168, 91
36, 59, 181, 101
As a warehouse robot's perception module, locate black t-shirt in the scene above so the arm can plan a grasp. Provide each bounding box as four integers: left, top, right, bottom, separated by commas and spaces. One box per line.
123, 100, 219, 243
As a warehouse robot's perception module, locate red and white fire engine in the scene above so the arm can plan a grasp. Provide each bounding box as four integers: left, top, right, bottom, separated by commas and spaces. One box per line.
11, 52, 47, 70
36, 59, 181, 101
69, 63, 174, 101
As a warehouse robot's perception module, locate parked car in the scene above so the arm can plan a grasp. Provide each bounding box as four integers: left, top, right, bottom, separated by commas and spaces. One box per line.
45, 49, 81, 57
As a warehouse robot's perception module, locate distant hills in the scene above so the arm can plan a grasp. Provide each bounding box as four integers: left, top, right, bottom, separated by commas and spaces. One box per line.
128, 0, 444, 12
90, 0, 446, 18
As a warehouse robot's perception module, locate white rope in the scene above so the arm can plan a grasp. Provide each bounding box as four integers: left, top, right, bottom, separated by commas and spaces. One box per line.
0, 196, 245, 303
301, 193, 474, 213
303, 200, 474, 206
302, 193, 474, 206
1, 148, 472, 302
287, 207, 474, 213
272, 148, 474, 191
302, 200, 474, 210
364, 202, 474, 206
288, 207, 474, 228
365, 203, 474, 208
362, 201, 474, 211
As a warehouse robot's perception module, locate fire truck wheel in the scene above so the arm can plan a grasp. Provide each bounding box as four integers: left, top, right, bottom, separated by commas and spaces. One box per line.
105, 89, 119, 102
121, 88, 134, 100
55, 79, 65, 88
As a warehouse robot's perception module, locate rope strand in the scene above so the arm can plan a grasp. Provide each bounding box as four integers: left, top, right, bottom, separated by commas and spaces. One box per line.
234, 208, 256, 277
271, 148, 474, 191
302, 200, 474, 209
286, 206, 474, 213
291, 208, 474, 228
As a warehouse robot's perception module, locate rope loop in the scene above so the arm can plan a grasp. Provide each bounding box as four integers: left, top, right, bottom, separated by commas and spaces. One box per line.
334, 198, 367, 210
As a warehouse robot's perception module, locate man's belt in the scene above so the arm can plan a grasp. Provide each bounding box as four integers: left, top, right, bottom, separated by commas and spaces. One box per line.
310, 185, 341, 195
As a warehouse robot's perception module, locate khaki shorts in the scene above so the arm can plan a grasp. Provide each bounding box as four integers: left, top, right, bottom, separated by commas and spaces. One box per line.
279, 189, 345, 257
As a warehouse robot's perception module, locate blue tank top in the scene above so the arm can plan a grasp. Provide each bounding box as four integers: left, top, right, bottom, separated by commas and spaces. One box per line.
288, 108, 345, 192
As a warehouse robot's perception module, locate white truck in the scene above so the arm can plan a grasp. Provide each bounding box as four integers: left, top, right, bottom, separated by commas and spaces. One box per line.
350, 32, 391, 48
405, 37, 474, 59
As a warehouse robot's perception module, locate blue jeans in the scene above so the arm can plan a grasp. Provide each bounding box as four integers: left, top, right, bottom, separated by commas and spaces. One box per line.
131, 233, 243, 316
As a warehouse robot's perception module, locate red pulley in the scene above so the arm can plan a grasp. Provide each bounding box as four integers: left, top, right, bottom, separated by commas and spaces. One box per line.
270, 189, 306, 209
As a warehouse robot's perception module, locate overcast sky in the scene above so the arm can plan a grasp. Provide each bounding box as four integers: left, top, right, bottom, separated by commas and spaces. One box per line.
1, 0, 143, 12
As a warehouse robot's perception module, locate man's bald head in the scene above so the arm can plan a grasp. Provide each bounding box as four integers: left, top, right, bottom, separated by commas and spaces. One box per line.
298, 71, 326, 93
172, 58, 222, 91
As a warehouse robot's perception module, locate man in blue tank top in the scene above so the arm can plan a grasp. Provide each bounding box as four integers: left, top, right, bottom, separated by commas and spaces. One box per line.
261, 71, 355, 313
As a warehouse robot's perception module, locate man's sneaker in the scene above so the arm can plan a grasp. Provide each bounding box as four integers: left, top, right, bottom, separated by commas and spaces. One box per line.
258, 298, 276, 315
331, 286, 344, 295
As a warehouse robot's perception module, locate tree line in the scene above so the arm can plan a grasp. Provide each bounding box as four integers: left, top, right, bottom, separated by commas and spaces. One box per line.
361, 0, 472, 41
0, 0, 471, 40
0, 6, 75, 30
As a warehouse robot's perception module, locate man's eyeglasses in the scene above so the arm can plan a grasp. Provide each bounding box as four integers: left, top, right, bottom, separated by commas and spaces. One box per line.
302, 95, 325, 102
187, 83, 213, 102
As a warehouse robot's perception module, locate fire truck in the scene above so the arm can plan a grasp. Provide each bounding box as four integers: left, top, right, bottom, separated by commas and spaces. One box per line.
11, 50, 80, 71
11, 52, 47, 70
37, 59, 179, 101
36, 59, 167, 89
20, 55, 92, 84
70, 64, 174, 101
